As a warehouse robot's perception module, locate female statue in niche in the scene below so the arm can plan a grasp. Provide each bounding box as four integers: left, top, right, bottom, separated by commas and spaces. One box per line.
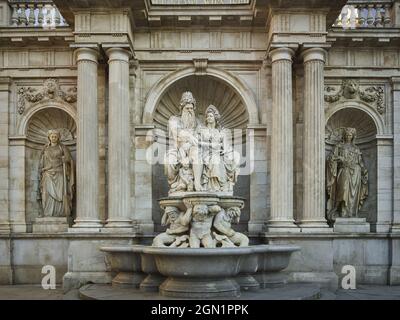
37, 129, 75, 217
326, 127, 369, 223
199, 105, 239, 192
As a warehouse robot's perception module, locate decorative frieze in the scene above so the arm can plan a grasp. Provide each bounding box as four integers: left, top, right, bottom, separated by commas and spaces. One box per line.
324, 79, 385, 114
17, 78, 77, 114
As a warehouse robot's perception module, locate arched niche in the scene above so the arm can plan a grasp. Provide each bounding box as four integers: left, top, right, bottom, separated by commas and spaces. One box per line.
325, 107, 377, 224
142, 66, 259, 125
154, 75, 249, 130
23, 106, 77, 231
150, 74, 252, 233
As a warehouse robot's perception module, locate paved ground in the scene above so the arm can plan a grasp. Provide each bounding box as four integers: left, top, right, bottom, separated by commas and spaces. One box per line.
0, 284, 399, 300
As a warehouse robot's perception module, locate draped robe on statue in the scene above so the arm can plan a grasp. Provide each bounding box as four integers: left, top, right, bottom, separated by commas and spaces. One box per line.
38, 143, 74, 217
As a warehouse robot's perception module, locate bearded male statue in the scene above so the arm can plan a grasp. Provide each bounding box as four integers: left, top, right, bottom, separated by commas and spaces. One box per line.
165, 91, 203, 193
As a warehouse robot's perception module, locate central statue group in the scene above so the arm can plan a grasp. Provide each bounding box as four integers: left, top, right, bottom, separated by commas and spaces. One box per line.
165, 91, 240, 194
153, 91, 248, 248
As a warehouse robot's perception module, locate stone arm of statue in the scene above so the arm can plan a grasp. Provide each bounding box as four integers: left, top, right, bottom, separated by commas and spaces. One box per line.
180, 199, 193, 227
213, 212, 235, 238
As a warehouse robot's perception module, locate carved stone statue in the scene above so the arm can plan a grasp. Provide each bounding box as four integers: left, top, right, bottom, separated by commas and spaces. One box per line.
199, 105, 239, 192
212, 206, 249, 247
155, 91, 245, 249
152, 206, 191, 247
165, 92, 239, 195
326, 127, 368, 223
165, 91, 203, 193
37, 129, 75, 217
188, 203, 217, 248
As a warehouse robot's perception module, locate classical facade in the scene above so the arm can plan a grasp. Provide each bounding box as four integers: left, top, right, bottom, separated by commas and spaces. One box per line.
0, 0, 400, 290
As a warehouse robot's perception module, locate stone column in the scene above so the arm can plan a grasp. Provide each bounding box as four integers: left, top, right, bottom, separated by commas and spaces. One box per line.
104, 47, 132, 231
71, 47, 102, 231
392, 77, 400, 233
374, 136, 393, 233
266, 47, 299, 232
300, 47, 330, 231
0, 78, 11, 234
248, 125, 268, 233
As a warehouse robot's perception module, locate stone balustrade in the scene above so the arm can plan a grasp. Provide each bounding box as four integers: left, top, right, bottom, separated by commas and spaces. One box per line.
8, 0, 66, 28
333, 1, 393, 29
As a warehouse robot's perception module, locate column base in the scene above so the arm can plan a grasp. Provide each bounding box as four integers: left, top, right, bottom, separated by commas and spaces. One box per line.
104, 219, 132, 232
299, 219, 331, 233
69, 219, 103, 233
391, 225, 400, 233
0, 223, 11, 234
10, 223, 27, 233
265, 220, 301, 233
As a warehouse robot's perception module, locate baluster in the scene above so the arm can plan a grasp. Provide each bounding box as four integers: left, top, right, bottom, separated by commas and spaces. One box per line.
18, 4, 27, 26
375, 4, 383, 27
37, 4, 44, 27
367, 4, 374, 27
349, 5, 357, 29
384, 4, 392, 27
44, 5, 52, 28
28, 4, 35, 27
341, 5, 348, 29
11, 4, 19, 27
357, 5, 366, 27
54, 5, 61, 26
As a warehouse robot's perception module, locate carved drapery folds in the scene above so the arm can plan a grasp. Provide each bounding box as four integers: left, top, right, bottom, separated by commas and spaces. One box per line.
324, 79, 385, 114
17, 79, 77, 114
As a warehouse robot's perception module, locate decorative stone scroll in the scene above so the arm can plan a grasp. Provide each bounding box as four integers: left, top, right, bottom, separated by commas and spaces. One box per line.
324, 79, 385, 114
17, 79, 77, 114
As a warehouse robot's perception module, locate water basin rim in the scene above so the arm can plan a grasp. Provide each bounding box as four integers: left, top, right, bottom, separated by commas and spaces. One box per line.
143, 246, 254, 256
99, 245, 146, 253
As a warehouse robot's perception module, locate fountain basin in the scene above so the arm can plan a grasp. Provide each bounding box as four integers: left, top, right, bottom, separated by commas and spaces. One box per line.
100, 244, 300, 298
252, 245, 301, 288
100, 245, 146, 288
143, 246, 252, 298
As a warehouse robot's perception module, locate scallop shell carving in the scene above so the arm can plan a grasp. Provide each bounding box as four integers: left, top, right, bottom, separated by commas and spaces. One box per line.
326, 108, 377, 144
155, 76, 249, 131
26, 108, 76, 144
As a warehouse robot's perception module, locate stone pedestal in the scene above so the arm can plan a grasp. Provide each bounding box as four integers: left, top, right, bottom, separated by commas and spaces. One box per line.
33, 217, 69, 233
334, 218, 370, 233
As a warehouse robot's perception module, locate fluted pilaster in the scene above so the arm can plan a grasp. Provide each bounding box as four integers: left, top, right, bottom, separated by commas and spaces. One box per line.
267, 47, 299, 231
105, 47, 132, 231
71, 47, 102, 231
300, 47, 330, 231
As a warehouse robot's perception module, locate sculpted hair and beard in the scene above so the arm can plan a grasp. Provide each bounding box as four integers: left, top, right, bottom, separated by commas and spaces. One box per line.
181, 107, 196, 129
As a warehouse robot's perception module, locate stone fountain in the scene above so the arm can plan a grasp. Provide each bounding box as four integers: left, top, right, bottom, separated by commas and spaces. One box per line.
95, 92, 300, 299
